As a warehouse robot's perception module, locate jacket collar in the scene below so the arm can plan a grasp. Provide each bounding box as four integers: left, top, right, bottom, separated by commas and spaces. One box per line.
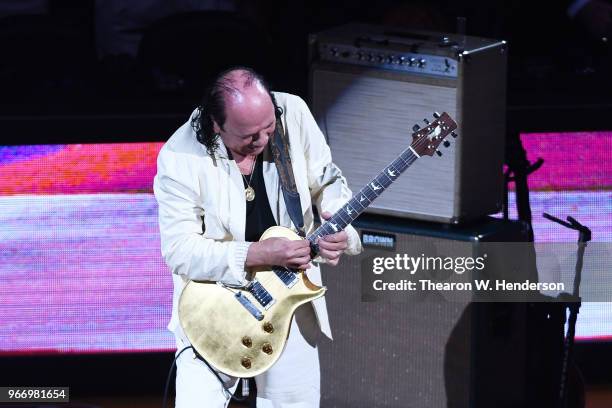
215, 140, 230, 159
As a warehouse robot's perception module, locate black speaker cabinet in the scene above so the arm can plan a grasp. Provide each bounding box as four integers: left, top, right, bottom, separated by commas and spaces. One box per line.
319, 215, 546, 408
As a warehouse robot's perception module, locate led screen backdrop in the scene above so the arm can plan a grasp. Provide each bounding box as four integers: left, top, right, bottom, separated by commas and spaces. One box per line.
0, 133, 610, 355
0, 143, 174, 354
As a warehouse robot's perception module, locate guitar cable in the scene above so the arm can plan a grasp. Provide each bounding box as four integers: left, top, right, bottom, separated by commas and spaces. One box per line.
162, 346, 249, 408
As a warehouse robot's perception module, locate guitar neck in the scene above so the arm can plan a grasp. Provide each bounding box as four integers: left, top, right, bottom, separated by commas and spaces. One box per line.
307, 146, 420, 244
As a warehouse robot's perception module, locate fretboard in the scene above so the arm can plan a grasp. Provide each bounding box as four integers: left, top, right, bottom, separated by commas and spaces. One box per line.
307, 146, 419, 245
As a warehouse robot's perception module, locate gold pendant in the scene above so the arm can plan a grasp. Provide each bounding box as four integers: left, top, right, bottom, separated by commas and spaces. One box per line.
245, 186, 255, 201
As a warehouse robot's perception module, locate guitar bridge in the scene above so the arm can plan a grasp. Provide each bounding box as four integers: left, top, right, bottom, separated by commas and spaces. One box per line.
234, 292, 264, 321
246, 280, 275, 309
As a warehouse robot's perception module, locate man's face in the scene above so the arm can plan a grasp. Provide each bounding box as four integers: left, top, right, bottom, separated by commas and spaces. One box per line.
214, 91, 276, 158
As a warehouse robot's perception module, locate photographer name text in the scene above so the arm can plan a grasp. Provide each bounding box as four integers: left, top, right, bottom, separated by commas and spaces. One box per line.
372, 279, 564, 292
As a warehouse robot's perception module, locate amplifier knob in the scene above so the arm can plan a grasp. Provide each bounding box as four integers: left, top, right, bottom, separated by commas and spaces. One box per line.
409, 57, 417, 66
418, 58, 427, 67
368, 54, 375, 62
377, 55, 385, 63
399, 56, 406, 65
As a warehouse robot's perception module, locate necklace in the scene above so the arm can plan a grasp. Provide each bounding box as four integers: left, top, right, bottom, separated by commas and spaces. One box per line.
240, 155, 257, 202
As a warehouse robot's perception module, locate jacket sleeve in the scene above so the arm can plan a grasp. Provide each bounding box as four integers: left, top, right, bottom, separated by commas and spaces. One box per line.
153, 148, 250, 285
293, 95, 363, 256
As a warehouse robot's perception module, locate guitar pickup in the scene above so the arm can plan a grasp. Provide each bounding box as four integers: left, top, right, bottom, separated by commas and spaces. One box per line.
246, 280, 275, 309
273, 267, 299, 288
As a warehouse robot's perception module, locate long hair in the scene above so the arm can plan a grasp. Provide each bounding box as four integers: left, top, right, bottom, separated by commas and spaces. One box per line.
191, 66, 282, 157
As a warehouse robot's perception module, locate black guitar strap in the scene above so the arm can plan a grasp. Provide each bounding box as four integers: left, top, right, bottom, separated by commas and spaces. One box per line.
270, 117, 306, 238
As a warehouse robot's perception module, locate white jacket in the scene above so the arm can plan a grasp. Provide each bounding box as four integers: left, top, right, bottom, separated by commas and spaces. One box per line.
153, 92, 362, 339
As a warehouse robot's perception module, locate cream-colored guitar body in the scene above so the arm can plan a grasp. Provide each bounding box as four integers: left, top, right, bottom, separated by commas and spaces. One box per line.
178, 226, 326, 378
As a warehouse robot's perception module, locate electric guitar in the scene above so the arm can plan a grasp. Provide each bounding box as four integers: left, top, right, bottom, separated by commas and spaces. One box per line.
179, 112, 458, 377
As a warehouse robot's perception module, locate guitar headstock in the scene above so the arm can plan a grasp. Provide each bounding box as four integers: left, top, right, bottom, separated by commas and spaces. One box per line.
410, 112, 458, 157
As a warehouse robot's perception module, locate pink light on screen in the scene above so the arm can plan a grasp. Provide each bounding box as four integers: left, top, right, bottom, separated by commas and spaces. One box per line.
518, 132, 612, 191
0, 142, 164, 195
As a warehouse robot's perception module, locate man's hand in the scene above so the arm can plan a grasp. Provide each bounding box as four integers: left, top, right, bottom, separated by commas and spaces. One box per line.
246, 237, 312, 270
317, 211, 349, 266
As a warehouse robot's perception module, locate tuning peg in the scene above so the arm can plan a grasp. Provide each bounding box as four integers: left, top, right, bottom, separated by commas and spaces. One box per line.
451, 131, 458, 138
423, 118, 430, 125
433, 112, 441, 119
435, 150, 443, 157
443, 140, 450, 147
412, 124, 420, 132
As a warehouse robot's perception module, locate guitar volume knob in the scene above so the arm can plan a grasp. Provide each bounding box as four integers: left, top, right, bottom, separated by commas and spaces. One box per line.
262, 343, 273, 355
263, 322, 274, 333
241, 357, 252, 369
242, 336, 252, 348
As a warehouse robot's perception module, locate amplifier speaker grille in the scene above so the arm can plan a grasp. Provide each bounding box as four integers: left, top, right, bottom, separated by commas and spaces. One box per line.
313, 69, 458, 219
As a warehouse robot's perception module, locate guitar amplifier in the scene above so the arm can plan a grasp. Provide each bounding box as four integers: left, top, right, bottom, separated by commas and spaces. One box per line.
309, 23, 507, 223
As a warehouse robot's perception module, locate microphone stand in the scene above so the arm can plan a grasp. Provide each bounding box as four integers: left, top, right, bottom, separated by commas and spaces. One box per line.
542, 213, 591, 408
503, 128, 544, 241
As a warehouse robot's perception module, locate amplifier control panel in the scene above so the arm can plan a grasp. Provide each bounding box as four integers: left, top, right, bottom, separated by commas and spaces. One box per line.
318, 42, 458, 78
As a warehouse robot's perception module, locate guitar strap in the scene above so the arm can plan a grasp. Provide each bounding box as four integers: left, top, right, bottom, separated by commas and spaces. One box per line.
270, 116, 306, 238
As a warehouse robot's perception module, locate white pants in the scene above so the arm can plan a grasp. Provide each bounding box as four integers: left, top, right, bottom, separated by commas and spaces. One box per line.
174, 303, 322, 408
